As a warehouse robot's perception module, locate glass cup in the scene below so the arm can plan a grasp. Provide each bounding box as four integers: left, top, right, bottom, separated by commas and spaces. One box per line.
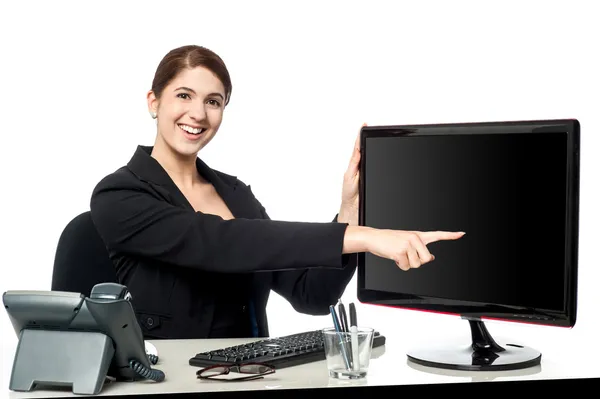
322, 327, 374, 379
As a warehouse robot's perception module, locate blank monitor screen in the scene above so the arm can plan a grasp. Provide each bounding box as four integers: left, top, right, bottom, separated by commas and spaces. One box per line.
358, 119, 579, 326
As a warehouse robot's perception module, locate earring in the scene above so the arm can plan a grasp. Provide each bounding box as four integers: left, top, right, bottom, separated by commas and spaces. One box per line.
151, 111, 157, 119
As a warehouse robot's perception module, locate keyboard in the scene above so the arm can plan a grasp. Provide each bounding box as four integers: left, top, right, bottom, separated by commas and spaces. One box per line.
189, 329, 386, 369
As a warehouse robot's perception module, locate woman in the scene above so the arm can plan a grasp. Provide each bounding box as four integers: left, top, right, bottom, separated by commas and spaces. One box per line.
90, 45, 464, 340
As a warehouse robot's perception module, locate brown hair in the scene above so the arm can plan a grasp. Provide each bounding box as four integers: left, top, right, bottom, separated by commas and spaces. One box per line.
151, 45, 232, 105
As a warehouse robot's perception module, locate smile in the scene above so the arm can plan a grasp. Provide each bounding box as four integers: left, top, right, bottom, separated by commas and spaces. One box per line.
178, 124, 206, 135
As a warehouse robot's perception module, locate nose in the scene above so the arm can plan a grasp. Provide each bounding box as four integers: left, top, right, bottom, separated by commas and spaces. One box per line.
188, 101, 207, 122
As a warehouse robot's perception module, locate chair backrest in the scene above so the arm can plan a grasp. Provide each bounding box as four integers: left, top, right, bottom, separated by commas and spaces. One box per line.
51, 210, 118, 297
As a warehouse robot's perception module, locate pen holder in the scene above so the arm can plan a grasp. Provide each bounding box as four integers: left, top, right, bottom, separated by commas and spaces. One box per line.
322, 327, 374, 379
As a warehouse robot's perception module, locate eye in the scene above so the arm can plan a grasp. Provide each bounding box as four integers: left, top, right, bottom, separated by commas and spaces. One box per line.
177, 93, 191, 100
207, 99, 222, 108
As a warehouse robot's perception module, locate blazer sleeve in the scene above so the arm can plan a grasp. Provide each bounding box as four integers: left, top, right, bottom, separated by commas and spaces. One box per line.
89, 170, 350, 273
247, 194, 358, 316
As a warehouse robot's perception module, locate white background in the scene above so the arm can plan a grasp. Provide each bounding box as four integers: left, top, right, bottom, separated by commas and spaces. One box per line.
1, 0, 598, 390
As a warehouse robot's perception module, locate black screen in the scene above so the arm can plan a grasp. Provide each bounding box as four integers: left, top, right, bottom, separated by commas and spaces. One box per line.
363, 132, 567, 312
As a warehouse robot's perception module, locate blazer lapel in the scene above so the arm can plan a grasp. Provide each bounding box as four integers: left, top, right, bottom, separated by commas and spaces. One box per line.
125, 146, 193, 210
127, 145, 260, 219
196, 157, 262, 220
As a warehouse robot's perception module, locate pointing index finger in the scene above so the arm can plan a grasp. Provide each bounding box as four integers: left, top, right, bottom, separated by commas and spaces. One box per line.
419, 231, 465, 245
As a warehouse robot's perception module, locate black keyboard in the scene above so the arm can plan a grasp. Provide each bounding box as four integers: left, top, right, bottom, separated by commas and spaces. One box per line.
189, 329, 386, 369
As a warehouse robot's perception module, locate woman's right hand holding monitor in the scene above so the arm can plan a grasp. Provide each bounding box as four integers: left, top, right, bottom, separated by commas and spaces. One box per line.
342, 226, 465, 271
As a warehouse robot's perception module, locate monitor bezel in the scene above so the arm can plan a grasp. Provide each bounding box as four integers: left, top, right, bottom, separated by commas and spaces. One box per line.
357, 119, 580, 328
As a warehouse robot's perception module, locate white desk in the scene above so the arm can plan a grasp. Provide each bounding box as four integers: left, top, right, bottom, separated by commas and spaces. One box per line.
4, 332, 599, 398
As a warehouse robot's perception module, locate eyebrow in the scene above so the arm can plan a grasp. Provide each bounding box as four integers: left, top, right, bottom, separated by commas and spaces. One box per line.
174, 86, 224, 100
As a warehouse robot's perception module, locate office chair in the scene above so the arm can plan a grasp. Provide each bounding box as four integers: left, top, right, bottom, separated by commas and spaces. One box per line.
51, 210, 118, 297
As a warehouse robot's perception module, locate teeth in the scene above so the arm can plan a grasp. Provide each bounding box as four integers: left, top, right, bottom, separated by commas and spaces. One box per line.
179, 124, 204, 134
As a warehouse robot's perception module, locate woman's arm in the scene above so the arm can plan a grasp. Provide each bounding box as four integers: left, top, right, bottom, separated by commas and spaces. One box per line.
272, 216, 463, 314
92, 168, 462, 283
90, 170, 350, 274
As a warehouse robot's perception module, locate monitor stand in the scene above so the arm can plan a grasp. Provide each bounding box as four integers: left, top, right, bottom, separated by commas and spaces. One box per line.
406, 319, 541, 371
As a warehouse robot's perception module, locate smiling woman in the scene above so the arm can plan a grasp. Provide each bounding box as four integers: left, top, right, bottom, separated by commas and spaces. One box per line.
148, 46, 231, 162
88, 44, 464, 340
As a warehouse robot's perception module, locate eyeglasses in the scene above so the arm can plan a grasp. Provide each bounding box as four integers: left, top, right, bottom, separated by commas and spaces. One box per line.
196, 363, 275, 382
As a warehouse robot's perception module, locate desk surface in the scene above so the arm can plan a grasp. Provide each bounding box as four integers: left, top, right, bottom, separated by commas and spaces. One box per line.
4, 332, 600, 398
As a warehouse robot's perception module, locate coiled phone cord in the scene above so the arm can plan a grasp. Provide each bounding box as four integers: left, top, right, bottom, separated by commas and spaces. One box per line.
129, 358, 165, 382
147, 353, 159, 365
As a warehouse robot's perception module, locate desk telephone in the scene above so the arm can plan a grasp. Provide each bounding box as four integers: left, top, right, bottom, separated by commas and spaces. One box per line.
3, 282, 165, 395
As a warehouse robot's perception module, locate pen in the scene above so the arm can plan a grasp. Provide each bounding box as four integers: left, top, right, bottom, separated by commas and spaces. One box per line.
349, 302, 360, 371
338, 301, 353, 365
338, 302, 349, 333
329, 304, 342, 332
329, 305, 351, 370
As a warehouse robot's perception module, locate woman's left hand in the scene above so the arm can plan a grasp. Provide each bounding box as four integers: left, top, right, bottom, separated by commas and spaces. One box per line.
338, 124, 366, 226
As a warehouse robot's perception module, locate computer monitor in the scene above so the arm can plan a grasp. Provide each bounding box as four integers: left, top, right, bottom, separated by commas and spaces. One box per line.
357, 119, 579, 371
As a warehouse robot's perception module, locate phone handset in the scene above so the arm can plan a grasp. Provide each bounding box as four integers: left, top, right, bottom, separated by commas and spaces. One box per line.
88, 283, 164, 382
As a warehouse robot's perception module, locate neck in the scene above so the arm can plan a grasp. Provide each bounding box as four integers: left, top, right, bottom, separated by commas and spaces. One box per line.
150, 138, 206, 190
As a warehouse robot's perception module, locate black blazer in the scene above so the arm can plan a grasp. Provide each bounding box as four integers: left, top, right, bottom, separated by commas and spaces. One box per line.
90, 145, 357, 339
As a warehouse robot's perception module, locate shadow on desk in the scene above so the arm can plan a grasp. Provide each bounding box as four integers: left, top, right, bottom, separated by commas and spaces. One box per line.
369, 343, 386, 360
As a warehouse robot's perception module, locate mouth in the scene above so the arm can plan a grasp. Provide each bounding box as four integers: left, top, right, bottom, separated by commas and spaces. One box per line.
178, 124, 207, 140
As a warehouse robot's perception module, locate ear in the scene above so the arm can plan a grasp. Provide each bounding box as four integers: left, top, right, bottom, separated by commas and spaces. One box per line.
147, 90, 159, 116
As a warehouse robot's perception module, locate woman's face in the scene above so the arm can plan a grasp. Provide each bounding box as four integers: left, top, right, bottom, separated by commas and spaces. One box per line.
147, 66, 226, 158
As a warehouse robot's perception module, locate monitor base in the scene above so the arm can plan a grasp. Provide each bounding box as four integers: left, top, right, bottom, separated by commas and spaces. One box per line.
407, 344, 541, 372
407, 319, 541, 371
